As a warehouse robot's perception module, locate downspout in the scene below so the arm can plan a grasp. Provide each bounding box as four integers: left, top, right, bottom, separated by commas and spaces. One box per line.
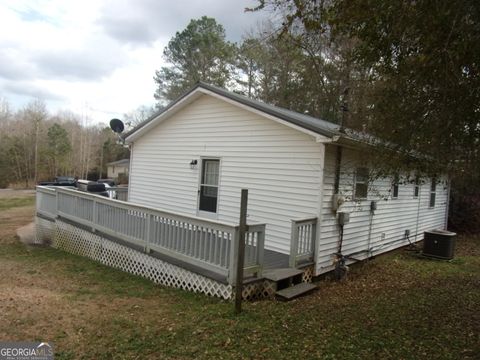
333, 144, 344, 263
334, 146, 343, 195
366, 206, 374, 257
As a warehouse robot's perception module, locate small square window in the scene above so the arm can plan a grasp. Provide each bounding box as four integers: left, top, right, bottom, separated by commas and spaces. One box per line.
354, 167, 369, 199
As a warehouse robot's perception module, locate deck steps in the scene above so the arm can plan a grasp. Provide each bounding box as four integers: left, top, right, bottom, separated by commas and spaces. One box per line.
263, 267, 317, 301
262, 268, 304, 282
275, 282, 317, 301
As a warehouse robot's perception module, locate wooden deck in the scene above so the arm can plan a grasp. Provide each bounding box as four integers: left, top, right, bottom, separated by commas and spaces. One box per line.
36, 186, 316, 288
264, 248, 289, 269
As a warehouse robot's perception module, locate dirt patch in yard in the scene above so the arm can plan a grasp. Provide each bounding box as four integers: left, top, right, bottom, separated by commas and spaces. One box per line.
0, 190, 35, 242
0, 207, 35, 243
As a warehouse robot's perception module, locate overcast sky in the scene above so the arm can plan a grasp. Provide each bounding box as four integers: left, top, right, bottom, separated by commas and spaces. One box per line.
0, 0, 268, 126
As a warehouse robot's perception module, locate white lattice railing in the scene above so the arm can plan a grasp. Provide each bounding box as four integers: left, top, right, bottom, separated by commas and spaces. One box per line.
36, 186, 265, 284
289, 217, 317, 268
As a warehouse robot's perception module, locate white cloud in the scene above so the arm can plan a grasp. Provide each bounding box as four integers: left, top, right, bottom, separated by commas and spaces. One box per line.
0, 0, 268, 124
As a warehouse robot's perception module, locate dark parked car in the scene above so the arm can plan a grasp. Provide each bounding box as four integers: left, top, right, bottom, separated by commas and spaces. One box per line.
97, 178, 116, 187
38, 176, 76, 187
76, 180, 109, 197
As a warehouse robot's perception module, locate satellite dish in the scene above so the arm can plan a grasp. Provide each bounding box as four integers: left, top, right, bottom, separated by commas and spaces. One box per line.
109, 118, 124, 134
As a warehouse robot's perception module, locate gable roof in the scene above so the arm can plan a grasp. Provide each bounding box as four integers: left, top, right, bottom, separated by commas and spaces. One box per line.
124, 82, 351, 144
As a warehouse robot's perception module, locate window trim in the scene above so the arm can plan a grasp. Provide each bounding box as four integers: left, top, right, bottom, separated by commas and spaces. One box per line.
354, 167, 369, 200
413, 177, 420, 199
391, 174, 399, 199
429, 178, 436, 208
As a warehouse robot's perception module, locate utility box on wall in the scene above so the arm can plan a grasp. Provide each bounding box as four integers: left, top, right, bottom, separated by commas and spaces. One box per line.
422, 230, 457, 260
337, 211, 350, 226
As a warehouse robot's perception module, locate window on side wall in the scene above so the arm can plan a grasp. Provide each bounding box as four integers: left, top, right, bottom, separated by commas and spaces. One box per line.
392, 174, 399, 199
429, 178, 436, 207
413, 177, 420, 198
354, 167, 369, 200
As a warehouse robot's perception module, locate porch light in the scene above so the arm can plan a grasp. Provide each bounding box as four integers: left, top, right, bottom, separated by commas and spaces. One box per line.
190, 159, 198, 169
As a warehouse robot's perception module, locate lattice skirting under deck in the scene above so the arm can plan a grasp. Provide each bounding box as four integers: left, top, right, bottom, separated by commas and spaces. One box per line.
35, 216, 312, 301
301, 265, 314, 283
35, 216, 54, 245
36, 218, 232, 299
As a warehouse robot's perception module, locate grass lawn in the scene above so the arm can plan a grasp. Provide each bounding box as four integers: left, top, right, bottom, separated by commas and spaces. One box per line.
0, 196, 35, 211
0, 191, 479, 359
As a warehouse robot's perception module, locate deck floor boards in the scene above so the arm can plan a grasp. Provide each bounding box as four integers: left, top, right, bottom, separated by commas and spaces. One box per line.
263, 248, 289, 269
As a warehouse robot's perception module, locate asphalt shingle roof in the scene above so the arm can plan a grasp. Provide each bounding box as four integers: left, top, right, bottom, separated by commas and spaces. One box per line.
124, 82, 344, 141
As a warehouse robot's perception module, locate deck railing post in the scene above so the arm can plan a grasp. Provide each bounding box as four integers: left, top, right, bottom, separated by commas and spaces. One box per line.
145, 213, 152, 253
92, 198, 97, 232
256, 225, 265, 277
289, 220, 298, 268
229, 227, 239, 285
234, 189, 248, 314
54, 188, 59, 218
290, 217, 317, 268
311, 222, 317, 258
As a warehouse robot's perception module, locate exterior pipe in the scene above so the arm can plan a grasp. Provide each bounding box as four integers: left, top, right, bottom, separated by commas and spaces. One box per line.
414, 182, 422, 241
333, 145, 342, 194
444, 179, 451, 230
366, 210, 374, 256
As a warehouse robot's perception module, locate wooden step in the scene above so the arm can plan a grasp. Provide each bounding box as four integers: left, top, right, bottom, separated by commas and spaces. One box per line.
262, 268, 304, 282
275, 283, 317, 301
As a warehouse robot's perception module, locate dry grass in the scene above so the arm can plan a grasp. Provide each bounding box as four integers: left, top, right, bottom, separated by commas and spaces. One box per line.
0, 190, 479, 359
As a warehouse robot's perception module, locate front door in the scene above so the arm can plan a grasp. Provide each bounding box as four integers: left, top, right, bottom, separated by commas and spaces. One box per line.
198, 158, 220, 218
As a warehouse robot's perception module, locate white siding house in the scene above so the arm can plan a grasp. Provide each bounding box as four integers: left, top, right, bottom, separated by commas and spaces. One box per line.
124, 82, 450, 276
107, 159, 130, 180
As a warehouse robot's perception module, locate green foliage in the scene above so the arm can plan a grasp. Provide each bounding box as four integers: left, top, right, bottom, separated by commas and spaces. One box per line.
238, 31, 315, 112
251, 0, 480, 232
252, 0, 480, 175
99, 127, 130, 178
154, 16, 236, 103
449, 171, 480, 233
236, 26, 358, 123
45, 123, 72, 177
334, 0, 480, 172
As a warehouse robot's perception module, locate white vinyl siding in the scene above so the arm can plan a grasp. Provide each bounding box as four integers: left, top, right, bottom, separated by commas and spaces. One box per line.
127, 93, 450, 272
128, 94, 324, 254
316, 145, 449, 275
